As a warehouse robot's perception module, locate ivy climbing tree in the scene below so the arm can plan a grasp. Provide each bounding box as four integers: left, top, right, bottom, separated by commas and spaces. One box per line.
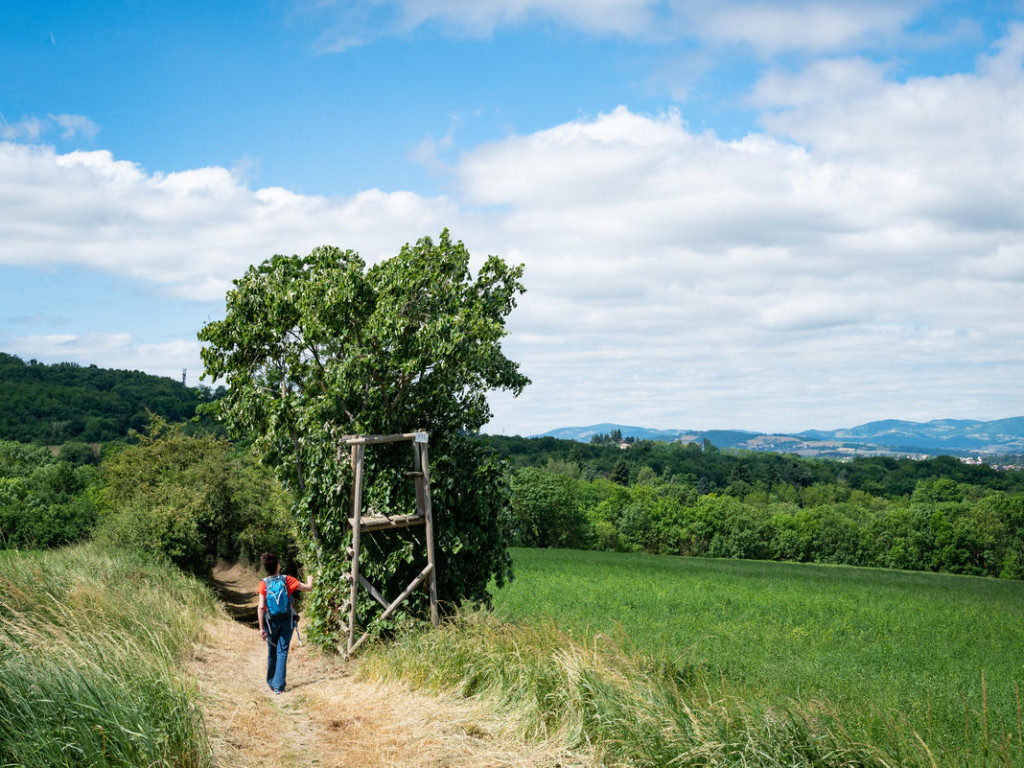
198, 230, 529, 646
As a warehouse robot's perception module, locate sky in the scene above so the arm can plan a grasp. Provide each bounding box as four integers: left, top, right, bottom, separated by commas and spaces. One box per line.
2, 0, 1023, 436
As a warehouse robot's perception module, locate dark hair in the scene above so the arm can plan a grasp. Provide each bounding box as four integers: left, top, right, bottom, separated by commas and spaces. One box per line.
260, 552, 279, 575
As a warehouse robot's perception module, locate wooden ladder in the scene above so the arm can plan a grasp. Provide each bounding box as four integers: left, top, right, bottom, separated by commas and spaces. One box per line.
342, 430, 438, 656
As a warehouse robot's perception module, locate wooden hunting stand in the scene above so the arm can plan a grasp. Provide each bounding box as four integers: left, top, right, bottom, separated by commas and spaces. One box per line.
343, 430, 438, 656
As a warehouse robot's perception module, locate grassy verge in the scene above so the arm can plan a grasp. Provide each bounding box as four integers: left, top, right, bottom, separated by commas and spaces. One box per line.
0, 543, 219, 768
359, 611, 921, 767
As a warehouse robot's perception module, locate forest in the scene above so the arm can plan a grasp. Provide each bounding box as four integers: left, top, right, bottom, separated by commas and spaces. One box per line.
0, 352, 223, 443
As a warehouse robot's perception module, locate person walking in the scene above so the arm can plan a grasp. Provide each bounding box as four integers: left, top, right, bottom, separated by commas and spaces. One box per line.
257, 551, 313, 694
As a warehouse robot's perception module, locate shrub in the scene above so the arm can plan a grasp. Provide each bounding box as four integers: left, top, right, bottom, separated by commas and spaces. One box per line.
0, 441, 99, 549
96, 419, 295, 574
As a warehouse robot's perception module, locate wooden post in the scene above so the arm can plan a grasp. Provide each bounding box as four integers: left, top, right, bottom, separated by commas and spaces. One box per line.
419, 439, 439, 626
358, 575, 389, 609
411, 438, 426, 521
347, 443, 365, 654
348, 564, 434, 655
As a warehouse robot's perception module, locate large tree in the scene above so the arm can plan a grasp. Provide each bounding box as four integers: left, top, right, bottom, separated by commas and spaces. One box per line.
198, 230, 528, 645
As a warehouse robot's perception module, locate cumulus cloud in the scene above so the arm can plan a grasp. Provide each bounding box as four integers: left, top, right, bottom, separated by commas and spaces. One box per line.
0, 143, 457, 300
449, 29, 1024, 431
5, 28, 1024, 432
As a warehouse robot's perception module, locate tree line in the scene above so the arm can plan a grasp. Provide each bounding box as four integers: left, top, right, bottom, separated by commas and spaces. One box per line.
487, 433, 1024, 497
492, 435, 1024, 579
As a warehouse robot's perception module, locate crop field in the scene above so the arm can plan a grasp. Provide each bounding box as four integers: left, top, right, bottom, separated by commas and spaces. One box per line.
492, 548, 1024, 764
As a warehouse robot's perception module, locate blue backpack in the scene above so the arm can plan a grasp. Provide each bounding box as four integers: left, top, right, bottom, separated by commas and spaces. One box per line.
264, 575, 290, 618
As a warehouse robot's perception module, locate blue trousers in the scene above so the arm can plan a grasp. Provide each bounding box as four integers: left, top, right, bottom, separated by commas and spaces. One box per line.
266, 617, 295, 692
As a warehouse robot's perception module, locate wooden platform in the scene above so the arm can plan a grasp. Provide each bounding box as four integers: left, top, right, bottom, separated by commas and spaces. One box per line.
347, 513, 426, 532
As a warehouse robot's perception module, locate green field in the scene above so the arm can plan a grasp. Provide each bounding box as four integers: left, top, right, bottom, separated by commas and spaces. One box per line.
492, 548, 1024, 763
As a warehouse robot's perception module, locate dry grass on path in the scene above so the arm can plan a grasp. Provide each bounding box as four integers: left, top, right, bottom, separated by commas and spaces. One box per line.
190, 563, 589, 768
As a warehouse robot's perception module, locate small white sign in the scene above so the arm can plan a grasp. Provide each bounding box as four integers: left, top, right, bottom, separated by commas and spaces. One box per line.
415, 431, 429, 443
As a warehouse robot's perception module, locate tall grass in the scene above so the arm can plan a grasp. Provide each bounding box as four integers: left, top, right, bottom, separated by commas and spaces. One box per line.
0, 544, 218, 768
360, 611, 925, 767
495, 548, 1024, 766
362, 548, 1024, 767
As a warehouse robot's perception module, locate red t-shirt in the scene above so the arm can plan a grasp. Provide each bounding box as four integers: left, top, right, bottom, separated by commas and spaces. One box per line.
258, 575, 301, 598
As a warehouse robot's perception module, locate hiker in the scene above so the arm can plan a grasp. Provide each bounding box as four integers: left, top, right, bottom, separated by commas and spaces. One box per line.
258, 551, 313, 694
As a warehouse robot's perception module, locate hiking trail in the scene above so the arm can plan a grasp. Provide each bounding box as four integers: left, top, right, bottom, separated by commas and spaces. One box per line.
192, 562, 582, 768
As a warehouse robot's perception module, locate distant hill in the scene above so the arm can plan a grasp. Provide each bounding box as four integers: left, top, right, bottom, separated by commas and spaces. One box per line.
0, 352, 221, 443
795, 417, 1024, 455
538, 423, 694, 443
534, 418, 1024, 457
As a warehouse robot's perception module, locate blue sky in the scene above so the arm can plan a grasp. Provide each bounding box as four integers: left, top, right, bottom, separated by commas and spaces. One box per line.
2, 0, 1024, 435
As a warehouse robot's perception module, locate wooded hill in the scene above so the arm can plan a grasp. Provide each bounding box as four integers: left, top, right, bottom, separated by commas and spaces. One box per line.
0, 352, 223, 443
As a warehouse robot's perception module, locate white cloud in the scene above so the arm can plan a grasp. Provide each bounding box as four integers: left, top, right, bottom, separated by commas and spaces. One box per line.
0, 116, 48, 141
308, 0, 929, 54
6, 28, 1024, 434
408, 114, 461, 176
690, 2, 918, 54
749, 57, 889, 108
392, 0, 658, 37
0, 143, 457, 300
48, 114, 101, 140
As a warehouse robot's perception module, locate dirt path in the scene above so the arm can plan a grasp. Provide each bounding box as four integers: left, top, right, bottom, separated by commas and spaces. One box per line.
191, 563, 586, 768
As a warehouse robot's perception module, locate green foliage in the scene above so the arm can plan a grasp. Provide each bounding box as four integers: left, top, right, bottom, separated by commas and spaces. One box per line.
486, 434, 1024, 497
96, 418, 295, 575
57, 440, 100, 465
198, 231, 528, 644
490, 435, 1024, 579
489, 548, 1024, 767
0, 440, 54, 477
506, 467, 590, 548
510, 467, 1024, 578
0, 352, 222, 443
0, 439, 99, 548
0, 543, 217, 768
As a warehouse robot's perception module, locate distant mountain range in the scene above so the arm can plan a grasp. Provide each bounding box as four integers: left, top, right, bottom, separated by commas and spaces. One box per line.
534, 418, 1024, 457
